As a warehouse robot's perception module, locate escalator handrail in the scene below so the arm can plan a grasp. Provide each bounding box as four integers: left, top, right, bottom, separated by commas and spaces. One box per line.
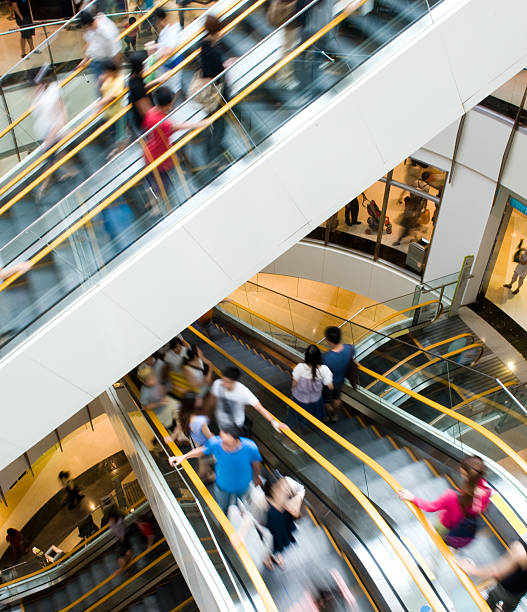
188, 325, 483, 612
58, 537, 167, 612
379, 341, 485, 396
365, 332, 475, 389
0, 495, 146, 592
222, 300, 527, 483
144, 410, 279, 612
0, 1, 369, 297
0, 0, 250, 215
366, 299, 443, 330
0, 0, 180, 143
81, 549, 173, 612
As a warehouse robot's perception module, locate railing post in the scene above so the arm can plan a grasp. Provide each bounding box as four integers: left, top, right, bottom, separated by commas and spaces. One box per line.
449, 255, 474, 316
0, 83, 21, 163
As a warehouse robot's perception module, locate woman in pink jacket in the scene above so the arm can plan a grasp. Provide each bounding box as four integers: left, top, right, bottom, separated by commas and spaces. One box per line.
398, 455, 492, 548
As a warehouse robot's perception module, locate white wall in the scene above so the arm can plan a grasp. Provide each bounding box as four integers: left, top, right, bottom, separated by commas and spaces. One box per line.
416, 106, 527, 302
262, 242, 420, 302
1, 0, 527, 471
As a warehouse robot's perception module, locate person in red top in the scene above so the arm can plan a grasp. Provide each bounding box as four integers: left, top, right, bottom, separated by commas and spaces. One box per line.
142, 86, 208, 202
398, 455, 492, 549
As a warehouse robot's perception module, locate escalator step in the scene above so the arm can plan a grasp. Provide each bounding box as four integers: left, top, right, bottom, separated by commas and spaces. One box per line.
374, 448, 415, 472
345, 428, 378, 447
391, 461, 435, 489
359, 438, 397, 459
331, 418, 363, 437
142, 594, 163, 611
302, 433, 342, 459
50, 586, 70, 609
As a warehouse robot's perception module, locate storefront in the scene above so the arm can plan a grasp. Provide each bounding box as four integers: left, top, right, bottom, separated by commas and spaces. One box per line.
483, 195, 527, 329
307, 157, 447, 278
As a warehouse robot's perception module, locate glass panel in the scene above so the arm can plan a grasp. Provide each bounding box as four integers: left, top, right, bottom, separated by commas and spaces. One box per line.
0, 0, 437, 357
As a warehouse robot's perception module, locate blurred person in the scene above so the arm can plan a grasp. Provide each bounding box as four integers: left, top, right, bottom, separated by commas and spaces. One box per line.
398, 455, 491, 549
78, 10, 121, 88
287, 569, 358, 611
504, 250, 527, 295
127, 51, 153, 136
136, 517, 155, 550
58, 470, 85, 510
153, 8, 183, 94
164, 336, 188, 380
98, 59, 126, 157
262, 473, 303, 570
142, 86, 208, 204
166, 393, 215, 481
139, 352, 165, 383
169, 425, 262, 514
0, 261, 32, 283
123, 15, 138, 52
267, 0, 300, 88
322, 326, 356, 421
32, 66, 78, 199
459, 539, 527, 612
180, 344, 213, 401
97, 59, 126, 158
292, 344, 333, 421
6, 528, 26, 561
345, 196, 360, 226
393, 195, 423, 246
194, 308, 214, 338
137, 364, 179, 430
190, 15, 235, 169
107, 507, 133, 570
398, 158, 423, 203
14, 0, 37, 57
208, 365, 287, 434
7, 0, 16, 20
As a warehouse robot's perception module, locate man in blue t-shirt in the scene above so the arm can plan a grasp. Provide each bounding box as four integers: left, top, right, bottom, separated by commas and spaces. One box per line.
169, 426, 262, 514
322, 326, 356, 421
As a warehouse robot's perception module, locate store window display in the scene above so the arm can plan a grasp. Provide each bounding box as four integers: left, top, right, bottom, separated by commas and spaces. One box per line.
485, 200, 527, 329
310, 158, 446, 277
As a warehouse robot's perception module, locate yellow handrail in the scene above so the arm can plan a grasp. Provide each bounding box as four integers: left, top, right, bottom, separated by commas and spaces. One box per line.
59, 537, 167, 612
187, 325, 487, 611
146, 410, 279, 612
365, 333, 474, 389
0, 0, 255, 215
223, 300, 527, 478
0, 494, 146, 591
373, 299, 443, 329
0, 0, 368, 294
0, 0, 173, 142
378, 342, 484, 397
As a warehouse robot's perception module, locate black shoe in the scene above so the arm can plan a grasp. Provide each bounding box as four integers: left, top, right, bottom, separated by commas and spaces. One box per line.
352, 221, 361, 225
512, 289, 520, 294
504, 283, 513, 289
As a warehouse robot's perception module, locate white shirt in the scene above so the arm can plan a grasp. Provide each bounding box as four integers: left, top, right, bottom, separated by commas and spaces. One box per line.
33, 83, 64, 141
84, 14, 121, 59
157, 22, 182, 56
164, 347, 188, 373
211, 380, 258, 429
292, 363, 332, 385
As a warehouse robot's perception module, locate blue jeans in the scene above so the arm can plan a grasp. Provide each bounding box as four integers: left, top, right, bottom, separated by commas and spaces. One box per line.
214, 484, 249, 516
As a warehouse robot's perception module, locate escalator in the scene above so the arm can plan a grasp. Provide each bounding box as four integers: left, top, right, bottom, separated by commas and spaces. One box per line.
193, 302, 527, 600
1, 0, 525, 472
118, 374, 476, 612
1, 505, 190, 612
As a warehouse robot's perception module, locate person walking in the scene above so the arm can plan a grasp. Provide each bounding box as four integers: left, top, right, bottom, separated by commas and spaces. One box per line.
127, 51, 153, 137
267, 0, 300, 88
262, 473, 303, 570
153, 8, 183, 94
292, 344, 333, 421
398, 455, 491, 548
14, 0, 37, 57
78, 10, 121, 89
393, 195, 423, 246
504, 249, 527, 295
58, 470, 84, 510
322, 326, 356, 421
137, 364, 179, 430
107, 507, 134, 571
97, 59, 126, 156
208, 365, 286, 434
169, 426, 262, 514
459, 539, 527, 611
345, 196, 360, 226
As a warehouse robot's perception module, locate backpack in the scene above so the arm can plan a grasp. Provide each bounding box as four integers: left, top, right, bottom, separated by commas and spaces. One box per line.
513, 240, 525, 263
267, 0, 296, 27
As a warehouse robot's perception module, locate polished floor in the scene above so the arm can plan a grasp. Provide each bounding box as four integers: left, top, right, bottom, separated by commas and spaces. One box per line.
486, 208, 527, 331
0, 414, 129, 565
